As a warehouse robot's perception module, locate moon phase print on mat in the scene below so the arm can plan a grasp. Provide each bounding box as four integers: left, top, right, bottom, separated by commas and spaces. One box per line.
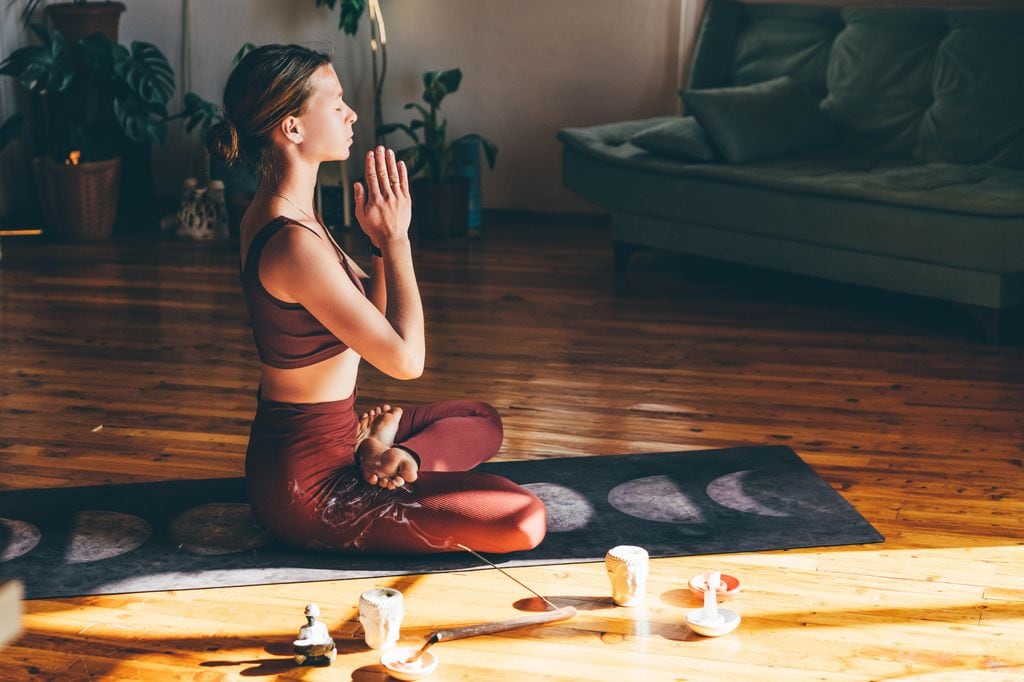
522, 483, 595, 532
66, 511, 151, 563
706, 469, 833, 517
169, 503, 272, 555
608, 475, 706, 524
0, 518, 42, 561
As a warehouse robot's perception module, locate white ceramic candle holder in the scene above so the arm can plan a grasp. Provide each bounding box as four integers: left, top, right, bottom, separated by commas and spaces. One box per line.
359, 587, 404, 650
605, 545, 649, 606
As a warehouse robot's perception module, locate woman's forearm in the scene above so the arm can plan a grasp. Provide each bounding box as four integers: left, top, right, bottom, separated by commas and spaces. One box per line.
364, 253, 387, 315
380, 237, 425, 376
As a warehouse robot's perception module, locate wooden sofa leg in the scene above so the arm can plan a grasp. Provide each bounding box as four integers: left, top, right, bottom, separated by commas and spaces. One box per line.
955, 303, 1013, 344
613, 241, 643, 272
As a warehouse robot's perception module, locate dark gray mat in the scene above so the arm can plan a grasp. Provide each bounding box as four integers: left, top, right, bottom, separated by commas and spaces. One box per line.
0, 446, 882, 598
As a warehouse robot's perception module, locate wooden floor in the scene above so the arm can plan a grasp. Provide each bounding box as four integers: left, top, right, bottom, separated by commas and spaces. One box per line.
1, 218, 1022, 681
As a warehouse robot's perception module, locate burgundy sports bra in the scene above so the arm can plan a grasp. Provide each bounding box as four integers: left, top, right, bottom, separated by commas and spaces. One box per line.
240, 216, 366, 369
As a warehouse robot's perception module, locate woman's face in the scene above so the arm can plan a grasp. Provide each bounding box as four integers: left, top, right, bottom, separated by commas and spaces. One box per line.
297, 63, 358, 161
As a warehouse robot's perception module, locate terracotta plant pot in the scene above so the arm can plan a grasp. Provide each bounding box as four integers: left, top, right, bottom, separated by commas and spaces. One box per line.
33, 156, 121, 242
46, 1, 126, 45
411, 176, 470, 239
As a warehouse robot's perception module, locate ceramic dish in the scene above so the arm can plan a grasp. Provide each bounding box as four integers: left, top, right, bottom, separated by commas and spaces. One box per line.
380, 647, 439, 680
688, 572, 741, 599
685, 607, 741, 637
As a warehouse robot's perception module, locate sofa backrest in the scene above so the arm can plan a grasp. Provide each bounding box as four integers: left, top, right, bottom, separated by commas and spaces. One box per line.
687, 0, 1024, 168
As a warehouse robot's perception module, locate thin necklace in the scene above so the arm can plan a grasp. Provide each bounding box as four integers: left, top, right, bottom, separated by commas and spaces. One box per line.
256, 189, 318, 225
256, 189, 346, 261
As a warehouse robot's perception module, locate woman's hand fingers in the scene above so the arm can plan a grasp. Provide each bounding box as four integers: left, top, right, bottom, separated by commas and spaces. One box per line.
374, 146, 392, 198
386, 149, 403, 198
398, 160, 410, 199
364, 149, 382, 200
353, 182, 365, 219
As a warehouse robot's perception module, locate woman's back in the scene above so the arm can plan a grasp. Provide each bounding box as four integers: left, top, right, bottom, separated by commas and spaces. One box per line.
239, 208, 364, 403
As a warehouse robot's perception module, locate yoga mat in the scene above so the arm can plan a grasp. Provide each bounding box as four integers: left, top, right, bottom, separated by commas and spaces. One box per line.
0, 446, 882, 599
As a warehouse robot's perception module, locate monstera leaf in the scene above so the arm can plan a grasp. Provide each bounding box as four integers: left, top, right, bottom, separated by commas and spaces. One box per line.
0, 24, 73, 95
181, 92, 222, 134
114, 95, 167, 145
116, 42, 175, 107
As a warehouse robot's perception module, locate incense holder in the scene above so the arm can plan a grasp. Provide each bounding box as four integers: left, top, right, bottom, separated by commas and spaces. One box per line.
381, 647, 439, 680
685, 607, 741, 637
688, 572, 742, 600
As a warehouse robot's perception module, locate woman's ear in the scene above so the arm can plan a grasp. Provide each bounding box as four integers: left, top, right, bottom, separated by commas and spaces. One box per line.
281, 115, 304, 145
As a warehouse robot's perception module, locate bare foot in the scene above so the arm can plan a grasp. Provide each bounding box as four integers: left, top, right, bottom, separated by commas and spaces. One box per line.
368, 405, 402, 448
356, 404, 391, 443
356, 408, 418, 489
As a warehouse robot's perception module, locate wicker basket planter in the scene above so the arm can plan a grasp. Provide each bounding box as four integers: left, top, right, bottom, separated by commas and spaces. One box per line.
33, 156, 121, 242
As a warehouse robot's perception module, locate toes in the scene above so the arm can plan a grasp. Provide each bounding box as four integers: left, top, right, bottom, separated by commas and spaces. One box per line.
398, 460, 418, 484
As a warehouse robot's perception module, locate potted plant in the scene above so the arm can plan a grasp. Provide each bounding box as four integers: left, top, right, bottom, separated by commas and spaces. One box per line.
378, 68, 497, 238
18, 0, 127, 44
0, 24, 216, 241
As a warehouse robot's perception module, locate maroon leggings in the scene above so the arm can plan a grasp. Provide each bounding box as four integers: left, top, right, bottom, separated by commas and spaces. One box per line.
245, 391, 546, 554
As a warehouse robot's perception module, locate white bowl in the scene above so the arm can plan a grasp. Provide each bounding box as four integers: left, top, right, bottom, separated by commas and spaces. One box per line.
685, 607, 741, 637
380, 647, 439, 680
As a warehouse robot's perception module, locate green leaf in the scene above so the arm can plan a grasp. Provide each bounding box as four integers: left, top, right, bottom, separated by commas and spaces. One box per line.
0, 25, 73, 95
0, 113, 24, 152
336, 0, 366, 35
422, 68, 462, 108
376, 122, 421, 144
437, 68, 462, 96
454, 133, 499, 170
19, 0, 45, 29
116, 42, 175, 106
181, 92, 222, 135
403, 102, 430, 121
114, 95, 167, 144
395, 145, 424, 176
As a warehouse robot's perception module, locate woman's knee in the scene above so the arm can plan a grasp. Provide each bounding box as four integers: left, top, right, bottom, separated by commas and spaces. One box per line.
469, 401, 503, 452
494, 488, 547, 553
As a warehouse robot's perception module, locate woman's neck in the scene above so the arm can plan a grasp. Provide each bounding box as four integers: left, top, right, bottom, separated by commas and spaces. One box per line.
262, 159, 321, 216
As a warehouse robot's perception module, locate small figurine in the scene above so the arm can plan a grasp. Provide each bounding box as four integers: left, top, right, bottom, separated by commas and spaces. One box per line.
293, 603, 337, 666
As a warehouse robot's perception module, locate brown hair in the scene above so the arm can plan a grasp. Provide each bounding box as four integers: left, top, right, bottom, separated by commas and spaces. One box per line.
207, 44, 332, 185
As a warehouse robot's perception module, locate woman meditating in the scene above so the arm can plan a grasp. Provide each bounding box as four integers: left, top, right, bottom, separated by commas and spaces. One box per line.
207, 44, 546, 554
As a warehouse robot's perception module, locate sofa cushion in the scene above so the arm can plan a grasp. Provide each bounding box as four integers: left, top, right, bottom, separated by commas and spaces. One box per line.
688, 1, 1024, 167
914, 10, 1024, 169
823, 9, 949, 155
629, 117, 717, 162
557, 118, 1024, 219
682, 76, 839, 164
730, 4, 841, 94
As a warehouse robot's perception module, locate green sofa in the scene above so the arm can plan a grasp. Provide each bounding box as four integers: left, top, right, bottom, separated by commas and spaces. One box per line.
558, 0, 1024, 339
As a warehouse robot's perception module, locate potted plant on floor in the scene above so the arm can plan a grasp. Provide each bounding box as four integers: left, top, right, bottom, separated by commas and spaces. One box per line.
377, 68, 497, 239
0, 24, 216, 241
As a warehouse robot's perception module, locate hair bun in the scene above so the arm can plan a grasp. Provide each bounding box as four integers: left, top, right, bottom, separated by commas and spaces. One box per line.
207, 118, 240, 165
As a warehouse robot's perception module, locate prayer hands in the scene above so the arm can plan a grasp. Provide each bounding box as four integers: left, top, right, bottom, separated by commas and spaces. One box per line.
353, 146, 412, 248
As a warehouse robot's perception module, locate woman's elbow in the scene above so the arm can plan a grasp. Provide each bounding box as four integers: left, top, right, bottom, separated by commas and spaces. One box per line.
393, 354, 424, 380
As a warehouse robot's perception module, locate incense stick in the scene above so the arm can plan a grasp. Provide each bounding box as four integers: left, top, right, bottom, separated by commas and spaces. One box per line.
456, 543, 562, 612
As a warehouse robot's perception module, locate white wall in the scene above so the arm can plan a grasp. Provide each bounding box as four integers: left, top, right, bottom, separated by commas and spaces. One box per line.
2, 0, 691, 214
